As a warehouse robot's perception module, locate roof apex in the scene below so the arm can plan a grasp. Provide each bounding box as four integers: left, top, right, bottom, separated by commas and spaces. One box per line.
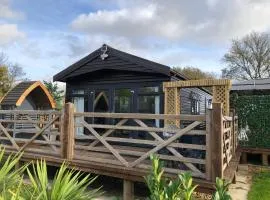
53, 44, 186, 82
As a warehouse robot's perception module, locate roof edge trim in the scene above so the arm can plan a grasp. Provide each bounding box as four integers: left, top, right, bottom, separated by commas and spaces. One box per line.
15, 81, 56, 108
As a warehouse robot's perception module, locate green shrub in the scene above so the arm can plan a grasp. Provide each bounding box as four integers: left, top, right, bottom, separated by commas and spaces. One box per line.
145, 155, 197, 200
145, 155, 232, 200
212, 178, 231, 200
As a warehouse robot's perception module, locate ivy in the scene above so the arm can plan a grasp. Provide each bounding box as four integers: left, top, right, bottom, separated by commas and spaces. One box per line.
233, 95, 270, 148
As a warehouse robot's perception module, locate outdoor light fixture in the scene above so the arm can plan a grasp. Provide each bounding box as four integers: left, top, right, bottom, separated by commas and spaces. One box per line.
100, 44, 108, 60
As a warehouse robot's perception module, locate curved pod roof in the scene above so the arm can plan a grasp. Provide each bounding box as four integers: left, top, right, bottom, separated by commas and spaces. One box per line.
0, 81, 56, 109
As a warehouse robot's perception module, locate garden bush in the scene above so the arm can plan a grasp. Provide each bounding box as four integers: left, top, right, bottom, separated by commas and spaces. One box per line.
145, 155, 232, 200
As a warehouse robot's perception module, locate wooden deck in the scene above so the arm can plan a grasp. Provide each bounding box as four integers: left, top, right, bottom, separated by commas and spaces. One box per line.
0, 102, 239, 194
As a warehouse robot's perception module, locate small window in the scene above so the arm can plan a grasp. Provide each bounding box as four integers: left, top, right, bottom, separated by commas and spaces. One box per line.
191, 99, 200, 115
207, 99, 212, 109
72, 90, 84, 95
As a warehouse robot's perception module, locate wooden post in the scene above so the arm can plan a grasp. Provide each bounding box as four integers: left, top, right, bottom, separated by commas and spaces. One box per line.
262, 154, 268, 166
231, 109, 236, 154
241, 152, 247, 164
211, 103, 223, 181
205, 108, 212, 181
61, 103, 75, 160
123, 179, 134, 200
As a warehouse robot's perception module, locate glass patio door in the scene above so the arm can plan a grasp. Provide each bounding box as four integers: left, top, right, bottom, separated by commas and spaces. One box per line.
114, 89, 133, 113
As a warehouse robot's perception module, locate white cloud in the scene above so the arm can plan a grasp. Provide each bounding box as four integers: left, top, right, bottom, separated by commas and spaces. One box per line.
0, 0, 25, 20
0, 24, 25, 45
71, 0, 270, 45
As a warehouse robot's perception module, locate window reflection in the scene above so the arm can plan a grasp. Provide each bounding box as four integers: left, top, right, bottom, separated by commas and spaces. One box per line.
114, 89, 132, 113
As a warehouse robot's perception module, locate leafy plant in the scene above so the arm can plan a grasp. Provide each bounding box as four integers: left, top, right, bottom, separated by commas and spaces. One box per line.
0, 147, 101, 200
0, 147, 26, 195
24, 160, 101, 200
145, 155, 197, 200
43, 81, 64, 110
145, 155, 167, 200
178, 173, 197, 200
212, 177, 231, 200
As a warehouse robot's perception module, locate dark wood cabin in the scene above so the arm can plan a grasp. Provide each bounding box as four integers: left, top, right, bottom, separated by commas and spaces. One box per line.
54, 44, 212, 135
0, 81, 55, 110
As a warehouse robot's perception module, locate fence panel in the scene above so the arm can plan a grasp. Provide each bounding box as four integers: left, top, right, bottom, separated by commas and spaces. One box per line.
0, 110, 62, 157
73, 112, 207, 179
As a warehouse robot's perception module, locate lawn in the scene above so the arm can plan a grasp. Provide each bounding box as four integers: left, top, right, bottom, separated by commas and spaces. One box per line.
248, 171, 270, 200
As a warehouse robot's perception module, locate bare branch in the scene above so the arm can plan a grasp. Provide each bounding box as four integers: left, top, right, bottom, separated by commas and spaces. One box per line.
222, 32, 270, 80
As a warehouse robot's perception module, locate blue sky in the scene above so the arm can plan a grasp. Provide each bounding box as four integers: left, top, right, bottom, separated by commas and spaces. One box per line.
1, 0, 270, 81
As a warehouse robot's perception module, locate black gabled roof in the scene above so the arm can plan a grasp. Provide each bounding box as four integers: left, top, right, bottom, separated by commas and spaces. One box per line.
0, 81, 56, 108
0, 81, 36, 106
53, 44, 187, 82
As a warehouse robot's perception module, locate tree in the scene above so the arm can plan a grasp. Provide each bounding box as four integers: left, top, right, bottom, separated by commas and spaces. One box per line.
0, 52, 26, 91
222, 32, 270, 80
173, 66, 216, 80
43, 80, 64, 110
0, 66, 12, 97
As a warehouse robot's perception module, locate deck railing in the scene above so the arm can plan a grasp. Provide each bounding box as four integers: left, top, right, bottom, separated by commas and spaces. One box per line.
0, 102, 238, 183
222, 114, 238, 172
0, 110, 62, 157
73, 111, 207, 179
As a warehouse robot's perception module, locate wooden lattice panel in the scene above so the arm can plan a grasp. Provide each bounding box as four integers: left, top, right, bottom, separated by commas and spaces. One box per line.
164, 87, 180, 126
213, 85, 230, 115
163, 79, 232, 126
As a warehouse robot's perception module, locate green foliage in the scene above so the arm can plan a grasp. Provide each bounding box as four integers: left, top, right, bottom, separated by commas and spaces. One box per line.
145, 155, 167, 200
146, 155, 232, 200
212, 178, 231, 200
0, 52, 26, 98
0, 147, 100, 200
0, 66, 12, 97
248, 171, 270, 200
173, 67, 216, 80
233, 94, 270, 148
43, 81, 64, 110
0, 147, 26, 196
178, 173, 197, 200
145, 155, 197, 200
24, 160, 101, 200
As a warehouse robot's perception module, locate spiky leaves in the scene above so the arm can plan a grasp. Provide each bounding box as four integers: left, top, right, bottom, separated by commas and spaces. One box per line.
25, 160, 101, 200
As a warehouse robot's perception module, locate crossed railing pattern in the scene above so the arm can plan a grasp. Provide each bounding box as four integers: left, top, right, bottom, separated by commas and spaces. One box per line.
74, 112, 207, 179
0, 110, 61, 156
222, 115, 238, 171
0, 104, 238, 181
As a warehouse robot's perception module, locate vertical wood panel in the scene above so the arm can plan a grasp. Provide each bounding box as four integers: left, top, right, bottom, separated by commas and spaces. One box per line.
205, 108, 212, 181
211, 103, 223, 180
61, 103, 75, 160
123, 179, 134, 200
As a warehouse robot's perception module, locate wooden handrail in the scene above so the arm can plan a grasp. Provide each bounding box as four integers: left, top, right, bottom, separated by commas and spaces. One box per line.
74, 112, 206, 121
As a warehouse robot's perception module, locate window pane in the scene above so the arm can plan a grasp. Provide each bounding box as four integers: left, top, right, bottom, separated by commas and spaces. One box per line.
72, 90, 84, 95
72, 96, 84, 136
138, 95, 160, 127
139, 86, 159, 93
94, 90, 109, 112
94, 90, 109, 124
114, 89, 132, 113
